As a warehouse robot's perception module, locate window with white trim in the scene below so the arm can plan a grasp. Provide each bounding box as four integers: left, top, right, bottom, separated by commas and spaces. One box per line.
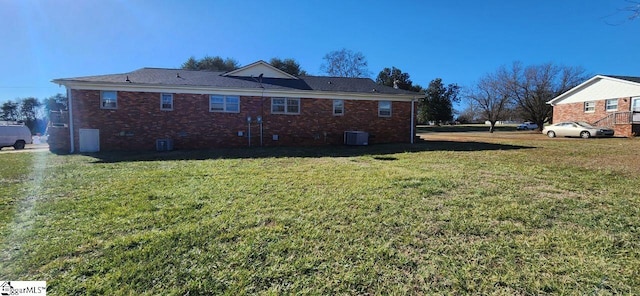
161, 93, 173, 110
271, 98, 300, 114
209, 95, 239, 112
333, 99, 344, 116
378, 100, 392, 117
632, 97, 640, 112
605, 99, 618, 111
101, 91, 117, 109
584, 101, 595, 112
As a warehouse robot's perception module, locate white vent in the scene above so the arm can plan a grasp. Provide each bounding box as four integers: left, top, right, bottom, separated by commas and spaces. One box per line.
156, 139, 173, 151
344, 131, 369, 145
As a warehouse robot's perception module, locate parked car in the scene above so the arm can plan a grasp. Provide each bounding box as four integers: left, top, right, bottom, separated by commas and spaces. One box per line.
542, 121, 615, 138
516, 122, 539, 130
0, 125, 33, 150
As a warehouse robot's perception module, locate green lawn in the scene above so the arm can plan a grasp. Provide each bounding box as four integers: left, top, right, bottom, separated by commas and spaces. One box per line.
1, 134, 639, 295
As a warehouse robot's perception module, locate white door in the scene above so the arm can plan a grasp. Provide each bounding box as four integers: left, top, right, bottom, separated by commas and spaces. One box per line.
79, 129, 100, 152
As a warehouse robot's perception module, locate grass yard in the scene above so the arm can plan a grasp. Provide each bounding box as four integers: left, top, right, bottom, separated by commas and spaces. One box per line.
1, 129, 639, 295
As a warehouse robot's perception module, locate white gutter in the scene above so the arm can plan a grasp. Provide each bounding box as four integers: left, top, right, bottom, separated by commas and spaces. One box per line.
410, 98, 415, 144
67, 87, 75, 153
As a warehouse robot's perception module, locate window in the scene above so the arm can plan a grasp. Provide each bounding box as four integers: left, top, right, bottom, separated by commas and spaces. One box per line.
378, 101, 392, 117
333, 100, 344, 116
605, 99, 618, 111
161, 93, 173, 110
209, 95, 240, 113
584, 101, 595, 112
633, 97, 640, 112
271, 98, 300, 114
101, 91, 117, 109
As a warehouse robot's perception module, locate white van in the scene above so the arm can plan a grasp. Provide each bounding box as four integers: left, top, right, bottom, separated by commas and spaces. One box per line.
0, 125, 33, 150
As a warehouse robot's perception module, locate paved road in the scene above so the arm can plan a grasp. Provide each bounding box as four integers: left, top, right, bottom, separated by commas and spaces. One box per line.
0, 144, 50, 153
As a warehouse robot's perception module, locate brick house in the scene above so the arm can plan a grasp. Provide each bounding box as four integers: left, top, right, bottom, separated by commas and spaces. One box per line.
548, 75, 640, 137
49, 61, 423, 153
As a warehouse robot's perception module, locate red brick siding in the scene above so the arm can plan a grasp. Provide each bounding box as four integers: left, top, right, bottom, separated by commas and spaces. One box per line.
57, 90, 414, 151
553, 97, 635, 137
47, 126, 70, 153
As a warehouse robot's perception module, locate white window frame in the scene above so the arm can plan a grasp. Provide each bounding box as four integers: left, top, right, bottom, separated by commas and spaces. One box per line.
605, 99, 618, 111
101, 91, 117, 109
632, 97, 640, 112
271, 98, 300, 115
378, 100, 392, 117
161, 93, 173, 111
333, 99, 344, 116
584, 101, 595, 113
209, 95, 240, 113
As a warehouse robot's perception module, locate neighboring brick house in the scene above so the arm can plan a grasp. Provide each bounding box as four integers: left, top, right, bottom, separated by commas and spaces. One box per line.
548, 75, 640, 137
49, 61, 423, 153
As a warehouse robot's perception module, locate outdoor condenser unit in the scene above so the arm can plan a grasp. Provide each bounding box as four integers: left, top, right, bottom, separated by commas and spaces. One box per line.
344, 131, 369, 145
156, 139, 174, 151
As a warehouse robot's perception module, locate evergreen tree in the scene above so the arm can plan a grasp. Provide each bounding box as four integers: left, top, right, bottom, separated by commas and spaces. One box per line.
419, 78, 460, 124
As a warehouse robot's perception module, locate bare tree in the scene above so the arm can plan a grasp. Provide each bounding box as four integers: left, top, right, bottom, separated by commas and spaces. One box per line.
604, 1, 640, 24
623, 0, 640, 19
320, 48, 370, 78
500, 62, 587, 131
457, 100, 482, 123
467, 70, 513, 133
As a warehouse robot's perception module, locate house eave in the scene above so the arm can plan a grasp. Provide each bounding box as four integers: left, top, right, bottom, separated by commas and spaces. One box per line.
52, 80, 421, 102
548, 75, 640, 106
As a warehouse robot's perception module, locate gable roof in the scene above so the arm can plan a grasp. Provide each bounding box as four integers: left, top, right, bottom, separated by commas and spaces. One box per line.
548, 75, 640, 105
52, 64, 422, 100
223, 60, 298, 79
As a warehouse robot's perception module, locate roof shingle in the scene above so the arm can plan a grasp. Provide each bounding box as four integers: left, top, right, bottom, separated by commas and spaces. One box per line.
607, 75, 640, 84
54, 68, 420, 96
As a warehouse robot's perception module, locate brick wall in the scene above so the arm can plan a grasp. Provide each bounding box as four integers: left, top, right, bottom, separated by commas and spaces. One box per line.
47, 126, 70, 153
553, 97, 635, 137
59, 89, 414, 151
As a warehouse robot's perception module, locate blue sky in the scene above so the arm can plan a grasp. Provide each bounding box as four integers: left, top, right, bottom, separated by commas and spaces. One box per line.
1, 0, 638, 105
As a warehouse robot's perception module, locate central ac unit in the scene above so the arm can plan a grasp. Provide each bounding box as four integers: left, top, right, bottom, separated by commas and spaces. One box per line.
156, 139, 174, 151
344, 131, 369, 145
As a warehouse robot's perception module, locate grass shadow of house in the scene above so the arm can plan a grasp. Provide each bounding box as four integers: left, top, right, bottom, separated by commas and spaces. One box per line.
87, 141, 535, 163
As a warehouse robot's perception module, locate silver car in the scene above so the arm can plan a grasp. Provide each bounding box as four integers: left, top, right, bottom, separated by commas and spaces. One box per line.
516, 122, 539, 130
542, 121, 615, 138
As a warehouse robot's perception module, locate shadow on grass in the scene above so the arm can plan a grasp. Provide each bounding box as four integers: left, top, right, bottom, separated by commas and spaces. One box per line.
416, 125, 518, 133
87, 140, 536, 163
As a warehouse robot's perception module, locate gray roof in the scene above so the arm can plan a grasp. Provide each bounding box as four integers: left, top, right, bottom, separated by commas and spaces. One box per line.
54, 68, 421, 96
607, 75, 640, 84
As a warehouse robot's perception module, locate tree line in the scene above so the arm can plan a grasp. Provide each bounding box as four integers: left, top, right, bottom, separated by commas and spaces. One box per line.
1, 94, 67, 134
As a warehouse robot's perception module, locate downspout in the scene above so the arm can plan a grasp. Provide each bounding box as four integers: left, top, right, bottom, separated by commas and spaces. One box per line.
410, 98, 415, 144
67, 87, 75, 153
